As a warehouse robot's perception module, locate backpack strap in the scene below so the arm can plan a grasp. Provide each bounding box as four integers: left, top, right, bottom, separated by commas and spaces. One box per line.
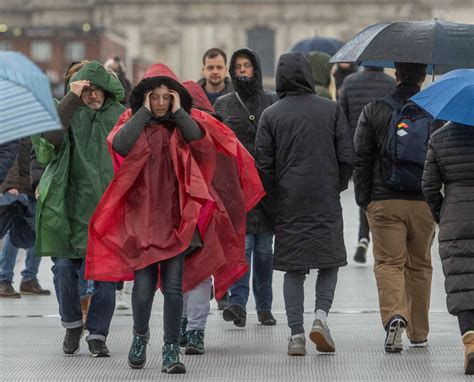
381, 95, 403, 110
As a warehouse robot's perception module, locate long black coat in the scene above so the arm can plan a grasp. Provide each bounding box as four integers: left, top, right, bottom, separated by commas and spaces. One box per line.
0, 140, 20, 183
255, 52, 355, 271
214, 48, 278, 234
422, 122, 474, 314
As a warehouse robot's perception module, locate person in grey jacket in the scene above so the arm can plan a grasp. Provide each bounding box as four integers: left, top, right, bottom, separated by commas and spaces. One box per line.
422, 121, 474, 375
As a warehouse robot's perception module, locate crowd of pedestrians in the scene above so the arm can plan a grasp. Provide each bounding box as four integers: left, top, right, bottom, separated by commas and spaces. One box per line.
1, 41, 473, 376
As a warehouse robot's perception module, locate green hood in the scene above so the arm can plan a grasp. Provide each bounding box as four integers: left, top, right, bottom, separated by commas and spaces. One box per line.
35, 61, 125, 258
307, 51, 332, 88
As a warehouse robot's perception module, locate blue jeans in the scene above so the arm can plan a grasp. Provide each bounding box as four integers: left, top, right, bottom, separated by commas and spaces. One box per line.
132, 253, 185, 344
52, 257, 116, 342
229, 233, 274, 312
0, 232, 40, 283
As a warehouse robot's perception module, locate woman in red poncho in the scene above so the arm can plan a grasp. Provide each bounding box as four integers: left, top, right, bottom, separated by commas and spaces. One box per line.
86, 64, 265, 374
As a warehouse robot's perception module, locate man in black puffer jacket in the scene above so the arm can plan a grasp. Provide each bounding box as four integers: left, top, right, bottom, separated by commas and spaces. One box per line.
214, 48, 278, 328
339, 67, 396, 264
353, 62, 435, 354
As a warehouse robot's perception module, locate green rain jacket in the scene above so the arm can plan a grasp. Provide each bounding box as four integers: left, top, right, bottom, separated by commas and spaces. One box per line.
307, 51, 333, 100
34, 61, 125, 258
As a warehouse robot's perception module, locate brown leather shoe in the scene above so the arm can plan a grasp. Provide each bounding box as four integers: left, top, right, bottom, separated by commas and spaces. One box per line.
19, 279, 51, 295
0, 281, 21, 298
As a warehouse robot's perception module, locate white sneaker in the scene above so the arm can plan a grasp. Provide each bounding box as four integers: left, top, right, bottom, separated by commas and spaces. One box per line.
409, 340, 428, 348
123, 281, 133, 295
116, 290, 130, 310
288, 334, 306, 356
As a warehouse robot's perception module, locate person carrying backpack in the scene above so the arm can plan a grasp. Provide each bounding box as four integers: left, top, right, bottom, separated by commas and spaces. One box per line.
353, 62, 436, 353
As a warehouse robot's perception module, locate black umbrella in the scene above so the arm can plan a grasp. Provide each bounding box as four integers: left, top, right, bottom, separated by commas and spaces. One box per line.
330, 19, 474, 74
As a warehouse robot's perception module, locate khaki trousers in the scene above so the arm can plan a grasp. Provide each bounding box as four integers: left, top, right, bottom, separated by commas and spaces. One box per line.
367, 199, 435, 342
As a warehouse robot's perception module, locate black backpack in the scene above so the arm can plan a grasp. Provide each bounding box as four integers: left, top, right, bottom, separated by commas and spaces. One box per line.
381, 95, 434, 192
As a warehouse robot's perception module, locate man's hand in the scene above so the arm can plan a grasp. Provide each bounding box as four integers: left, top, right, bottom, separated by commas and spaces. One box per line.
7, 188, 19, 196
143, 90, 152, 112
169, 89, 181, 113
70, 80, 90, 97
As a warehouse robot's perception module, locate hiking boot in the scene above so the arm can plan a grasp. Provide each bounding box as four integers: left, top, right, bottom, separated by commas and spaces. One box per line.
463, 331, 474, 375
88, 339, 110, 357
178, 317, 188, 347
288, 334, 306, 356
258, 311, 277, 326
0, 281, 21, 298
19, 279, 51, 295
63, 327, 84, 355
128, 332, 149, 369
115, 289, 129, 310
161, 343, 186, 374
384, 315, 406, 353
185, 330, 205, 355
217, 291, 230, 310
353, 239, 368, 264
223, 304, 246, 327
409, 339, 428, 348
309, 319, 335, 353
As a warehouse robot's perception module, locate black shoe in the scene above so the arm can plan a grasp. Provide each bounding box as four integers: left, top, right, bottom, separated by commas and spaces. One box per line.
384, 315, 406, 353
217, 291, 230, 311
223, 304, 246, 327
185, 330, 205, 355
128, 332, 149, 369
88, 339, 110, 357
354, 239, 368, 263
178, 317, 188, 347
63, 327, 84, 355
257, 311, 277, 326
162, 343, 186, 374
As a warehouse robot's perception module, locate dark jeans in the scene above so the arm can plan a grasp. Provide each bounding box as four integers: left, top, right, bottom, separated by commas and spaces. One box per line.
458, 310, 474, 335
229, 233, 274, 312
358, 207, 370, 242
52, 257, 116, 342
132, 253, 185, 344
283, 267, 339, 335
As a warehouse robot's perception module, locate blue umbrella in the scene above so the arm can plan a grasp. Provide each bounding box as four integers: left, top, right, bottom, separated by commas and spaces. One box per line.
289, 36, 344, 56
411, 69, 474, 126
0, 51, 62, 144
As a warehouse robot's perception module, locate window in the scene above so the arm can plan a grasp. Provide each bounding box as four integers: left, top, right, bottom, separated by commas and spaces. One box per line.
31, 41, 52, 62
247, 27, 275, 77
64, 41, 85, 62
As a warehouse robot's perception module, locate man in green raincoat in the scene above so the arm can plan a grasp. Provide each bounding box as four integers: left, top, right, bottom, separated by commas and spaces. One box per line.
34, 61, 125, 357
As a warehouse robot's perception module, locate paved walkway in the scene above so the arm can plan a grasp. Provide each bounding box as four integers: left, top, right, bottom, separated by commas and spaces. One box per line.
0, 185, 471, 381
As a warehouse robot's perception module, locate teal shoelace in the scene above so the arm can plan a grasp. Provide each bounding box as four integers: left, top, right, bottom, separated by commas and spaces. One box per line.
131, 336, 146, 358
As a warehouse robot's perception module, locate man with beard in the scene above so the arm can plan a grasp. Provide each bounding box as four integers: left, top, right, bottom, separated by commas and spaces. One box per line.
214, 48, 278, 328
198, 48, 233, 105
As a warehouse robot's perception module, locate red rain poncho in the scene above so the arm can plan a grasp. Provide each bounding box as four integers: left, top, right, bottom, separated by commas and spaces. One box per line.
85, 64, 265, 299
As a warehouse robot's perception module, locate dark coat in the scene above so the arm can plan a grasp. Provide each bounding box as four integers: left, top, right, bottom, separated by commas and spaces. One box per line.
214, 48, 278, 234
1, 139, 37, 196
0, 140, 20, 183
422, 122, 474, 314
338, 67, 396, 136
353, 84, 425, 210
197, 77, 233, 105
255, 52, 355, 271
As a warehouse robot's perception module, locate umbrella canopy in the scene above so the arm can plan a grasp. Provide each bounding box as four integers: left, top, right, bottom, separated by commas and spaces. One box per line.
0, 51, 62, 144
410, 69, 474, 126
330, 20, 474, 74
289, 36, 344, 56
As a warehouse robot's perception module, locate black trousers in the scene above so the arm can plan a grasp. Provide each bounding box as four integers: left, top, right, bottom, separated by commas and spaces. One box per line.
358, 207, 370, 242
458, 310, 474, 335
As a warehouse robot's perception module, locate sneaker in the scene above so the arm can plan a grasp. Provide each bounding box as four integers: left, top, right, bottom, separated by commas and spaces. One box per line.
0, 281, 21, 298
384, 315, 406, 353
288, 334, 306, 356
116, 290, 129, 310
128, 332, 149, 369
409, 339, 428, 348
258, 311, 277, 326
178, 317, 188, 347
185, 330, 205, 355
19, 279, 51, 295
353, 239, 368, 264
223, 304, 246, 327
88, 339, 110, 357
63, 327, 84, 355
161, 343, 186, 374
309, 319, 335, 353
217, 291, 230, 311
